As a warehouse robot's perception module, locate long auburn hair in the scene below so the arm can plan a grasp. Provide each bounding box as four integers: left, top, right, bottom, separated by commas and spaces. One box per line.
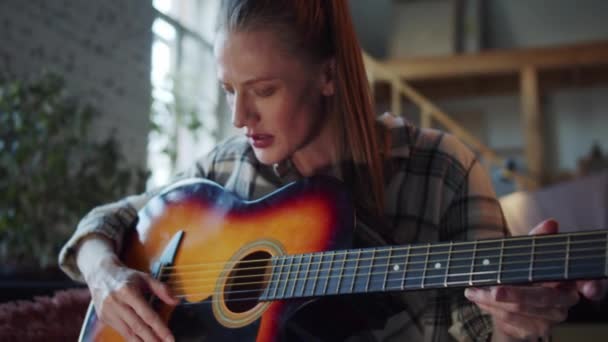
218, 0, 386, 214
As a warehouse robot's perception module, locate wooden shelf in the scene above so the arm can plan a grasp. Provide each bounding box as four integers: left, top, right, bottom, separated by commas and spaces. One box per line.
395, 64, 608, 100
383, 40, 608, 81
374, 41, 608, 101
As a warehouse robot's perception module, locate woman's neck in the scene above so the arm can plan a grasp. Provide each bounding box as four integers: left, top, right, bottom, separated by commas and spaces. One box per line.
290, 116, 339, 177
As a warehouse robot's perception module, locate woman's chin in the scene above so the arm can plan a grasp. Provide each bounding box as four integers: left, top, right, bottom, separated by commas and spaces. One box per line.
252, 149, 285, 166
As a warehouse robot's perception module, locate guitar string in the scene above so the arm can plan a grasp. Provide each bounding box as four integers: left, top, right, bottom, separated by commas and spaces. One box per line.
162, 244, 606, 287
161, 260, 606, 306
158, 237, 608, 281
163, 251, 606, 295
157, 233, 607, 273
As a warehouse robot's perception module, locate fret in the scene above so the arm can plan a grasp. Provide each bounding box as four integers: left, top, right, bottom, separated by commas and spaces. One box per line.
286, 254, 301, 298
270, 257, 285, 299
421, 244, 430, 289
299, 254, 312, 297
468, 241, 477, 286
382, 248, 393, 291
529, 237, 536, 282
315, 252, 331, 296
497, 239, 504, 284
340, 250, 357, 294
307, 253, 322, 297
502, 238, 533, 283
293, 254, 307, 298
369, 248, 391, 292
365, 249, 375, 291
353, 249, 374, 293
349, 249, 361, 293
386, 246, 409, 290
330, 251, 347, 295
534, 235, 568, 282
426, 242, 450, 288
265, 257, 281, 300
472, 240, 501, 285
404, 244, 425, 289
279, 256, 293, 299
400, 245, 411, 290
321, 251, 334, 295
443, 242, 453, 288
447, 241, 474, 286
569, 232, 606, 279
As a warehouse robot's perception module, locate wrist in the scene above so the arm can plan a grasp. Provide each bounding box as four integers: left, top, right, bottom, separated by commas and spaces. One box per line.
76, 235, 120, 281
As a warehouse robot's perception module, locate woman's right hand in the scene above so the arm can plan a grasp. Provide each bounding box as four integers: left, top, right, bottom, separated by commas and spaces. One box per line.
78, 238, 178, 342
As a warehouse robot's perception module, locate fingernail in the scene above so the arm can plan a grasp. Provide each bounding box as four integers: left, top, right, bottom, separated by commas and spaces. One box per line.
583, 282, 598, 299
465, 288, 477, 300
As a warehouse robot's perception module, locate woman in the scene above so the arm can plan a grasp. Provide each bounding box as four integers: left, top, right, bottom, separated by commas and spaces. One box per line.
59, 1, 606, 341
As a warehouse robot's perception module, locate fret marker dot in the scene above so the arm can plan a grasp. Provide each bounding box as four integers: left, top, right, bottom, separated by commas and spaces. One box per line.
483, 259, 490, 266
434, 262, 441, 269
393, 264, 400, 271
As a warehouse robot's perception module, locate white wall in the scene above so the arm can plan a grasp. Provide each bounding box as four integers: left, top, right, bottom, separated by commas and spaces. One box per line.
348, 0, 393, 58
486, 0, 608, 49
0, 0, 154, 170
387, 0, 456, 57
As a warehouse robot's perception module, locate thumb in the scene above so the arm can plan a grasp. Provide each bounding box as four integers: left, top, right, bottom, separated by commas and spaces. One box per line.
528, 218, 559, 236
144, 274, 179, 305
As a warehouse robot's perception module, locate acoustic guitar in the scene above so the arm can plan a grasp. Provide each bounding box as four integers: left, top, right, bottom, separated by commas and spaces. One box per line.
78, 176, 608, 341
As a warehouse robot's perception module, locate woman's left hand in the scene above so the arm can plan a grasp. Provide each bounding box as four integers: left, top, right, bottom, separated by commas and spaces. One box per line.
464, 219, 608, 340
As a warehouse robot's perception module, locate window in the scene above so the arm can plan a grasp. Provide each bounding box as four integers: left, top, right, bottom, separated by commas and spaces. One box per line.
148, 0, 221, 188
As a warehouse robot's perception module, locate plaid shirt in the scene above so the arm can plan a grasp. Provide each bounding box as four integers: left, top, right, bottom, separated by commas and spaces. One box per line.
59, 114, 507, 341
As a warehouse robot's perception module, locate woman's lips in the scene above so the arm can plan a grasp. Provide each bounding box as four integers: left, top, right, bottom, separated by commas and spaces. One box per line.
249, 134, 274, 148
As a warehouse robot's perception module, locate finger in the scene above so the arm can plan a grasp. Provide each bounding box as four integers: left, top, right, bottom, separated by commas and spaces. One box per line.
115, 297, 161, 342
101, 305, 131, 337
144, 274, 180, 306
471, 297, 568, 322
465, 285, 579, 308
123, 285, 174, 342
577, 280, 608, 301
528, 219, 559, 236
477, 303, 551, 339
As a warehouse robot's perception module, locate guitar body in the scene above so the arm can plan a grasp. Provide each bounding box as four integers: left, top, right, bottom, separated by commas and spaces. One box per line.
79, 176, 354, 342
79, 176, 608, 341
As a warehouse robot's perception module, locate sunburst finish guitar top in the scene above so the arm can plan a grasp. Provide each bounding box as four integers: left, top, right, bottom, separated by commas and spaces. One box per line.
79, 177, 608, 341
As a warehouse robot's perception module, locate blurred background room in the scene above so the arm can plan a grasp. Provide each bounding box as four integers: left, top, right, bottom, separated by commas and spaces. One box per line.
0, 0, 607, 340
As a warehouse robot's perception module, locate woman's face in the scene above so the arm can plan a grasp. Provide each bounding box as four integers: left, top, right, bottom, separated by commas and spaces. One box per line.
214, 29, 334, 166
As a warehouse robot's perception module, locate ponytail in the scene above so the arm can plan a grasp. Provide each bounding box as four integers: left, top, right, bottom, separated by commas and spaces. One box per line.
324, 0, 386, 214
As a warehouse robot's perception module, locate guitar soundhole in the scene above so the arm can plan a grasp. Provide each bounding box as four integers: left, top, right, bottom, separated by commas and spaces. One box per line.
224, 250, 271, 314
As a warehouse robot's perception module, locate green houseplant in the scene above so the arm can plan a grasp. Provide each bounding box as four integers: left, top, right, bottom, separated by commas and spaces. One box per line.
0, 73, 148, 269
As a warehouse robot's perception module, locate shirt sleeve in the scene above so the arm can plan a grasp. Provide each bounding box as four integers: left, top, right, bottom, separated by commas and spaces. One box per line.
58, 152, 217, 282
441, 158, 509, 342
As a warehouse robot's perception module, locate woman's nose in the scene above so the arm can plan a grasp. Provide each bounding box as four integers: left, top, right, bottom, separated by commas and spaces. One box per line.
231, 92, 248, 128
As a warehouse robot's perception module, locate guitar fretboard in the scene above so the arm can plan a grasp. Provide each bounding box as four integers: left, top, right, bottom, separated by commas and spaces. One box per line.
260, 230, 608, 301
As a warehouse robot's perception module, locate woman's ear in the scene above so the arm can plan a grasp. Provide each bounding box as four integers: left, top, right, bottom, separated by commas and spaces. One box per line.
320, 58, 336, 96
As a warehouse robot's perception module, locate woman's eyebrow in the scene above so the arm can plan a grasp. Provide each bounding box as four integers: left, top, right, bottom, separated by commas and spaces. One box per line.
242, 76, 278, 86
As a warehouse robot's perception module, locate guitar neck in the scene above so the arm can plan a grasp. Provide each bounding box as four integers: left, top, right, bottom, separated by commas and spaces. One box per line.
261, 230, 608, 301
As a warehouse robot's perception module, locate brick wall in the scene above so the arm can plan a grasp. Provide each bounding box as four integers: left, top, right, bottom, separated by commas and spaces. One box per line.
0, 0, 154, 169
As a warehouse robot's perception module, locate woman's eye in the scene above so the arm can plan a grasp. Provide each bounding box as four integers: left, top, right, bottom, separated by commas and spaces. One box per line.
256, 86, 276, 97
222, 85, 235, 95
